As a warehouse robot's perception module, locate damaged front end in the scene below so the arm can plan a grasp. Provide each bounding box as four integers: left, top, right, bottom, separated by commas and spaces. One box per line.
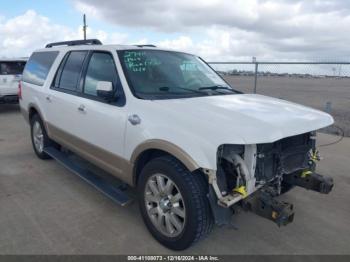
205, 132, 334, 226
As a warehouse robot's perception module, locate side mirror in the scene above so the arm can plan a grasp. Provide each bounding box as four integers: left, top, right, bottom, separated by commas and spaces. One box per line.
96, 81, 115, 101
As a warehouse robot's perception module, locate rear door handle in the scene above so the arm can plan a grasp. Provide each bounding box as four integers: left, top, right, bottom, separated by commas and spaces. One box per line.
78, 104, 86, 112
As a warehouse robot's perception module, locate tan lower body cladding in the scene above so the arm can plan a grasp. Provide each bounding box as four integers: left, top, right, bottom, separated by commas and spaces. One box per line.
47, 123, 134, 185
22, 105, 201, 188
44, 122, 200, 187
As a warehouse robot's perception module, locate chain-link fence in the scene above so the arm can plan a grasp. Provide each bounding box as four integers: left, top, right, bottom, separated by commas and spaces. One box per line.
209, 61, 350, 137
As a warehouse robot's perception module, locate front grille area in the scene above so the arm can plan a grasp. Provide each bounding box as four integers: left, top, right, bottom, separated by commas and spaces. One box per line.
255, 133, 312, 182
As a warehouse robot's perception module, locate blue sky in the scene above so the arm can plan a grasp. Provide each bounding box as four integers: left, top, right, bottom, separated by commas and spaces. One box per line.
1, 0, 80, 26
0, 0, 203, 52
1, 0, 349, 61
0, 0, 187, 43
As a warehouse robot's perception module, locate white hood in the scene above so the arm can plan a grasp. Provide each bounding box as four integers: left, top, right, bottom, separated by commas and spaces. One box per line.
151, 94, 334, 144
126, 93, 334, 170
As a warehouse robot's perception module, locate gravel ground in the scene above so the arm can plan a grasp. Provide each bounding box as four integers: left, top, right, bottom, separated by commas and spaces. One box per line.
223, 75, 350, 136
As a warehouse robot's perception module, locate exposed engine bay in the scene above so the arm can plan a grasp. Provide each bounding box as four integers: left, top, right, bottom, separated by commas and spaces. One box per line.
217, 132, 315, 197
207, 132, 334, 226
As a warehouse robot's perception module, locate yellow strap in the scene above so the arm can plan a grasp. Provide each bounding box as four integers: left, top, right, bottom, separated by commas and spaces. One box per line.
301, 170, 312, 178
272, 211, 279, 220
311, 150, 319, 162
233, 186, 247, 198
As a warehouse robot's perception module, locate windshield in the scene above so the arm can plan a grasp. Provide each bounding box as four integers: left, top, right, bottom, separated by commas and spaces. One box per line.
118, 50, 239, 99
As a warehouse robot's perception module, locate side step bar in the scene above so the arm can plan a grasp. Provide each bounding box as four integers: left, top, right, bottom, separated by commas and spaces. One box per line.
44, 147, 133, 206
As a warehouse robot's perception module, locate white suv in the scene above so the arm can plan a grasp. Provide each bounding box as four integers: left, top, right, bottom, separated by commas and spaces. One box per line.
0, 58, 26, 103
20, 39, 334, 250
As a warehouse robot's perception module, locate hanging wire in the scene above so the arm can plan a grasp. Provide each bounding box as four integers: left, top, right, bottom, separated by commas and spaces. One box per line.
318, 125, 345, 147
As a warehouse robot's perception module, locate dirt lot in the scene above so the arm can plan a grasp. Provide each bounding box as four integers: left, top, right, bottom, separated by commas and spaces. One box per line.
1, 104, 350, 254
223, 76, 350, 136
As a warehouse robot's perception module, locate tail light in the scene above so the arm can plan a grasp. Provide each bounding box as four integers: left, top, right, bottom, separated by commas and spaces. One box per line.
18, 81, 22, 99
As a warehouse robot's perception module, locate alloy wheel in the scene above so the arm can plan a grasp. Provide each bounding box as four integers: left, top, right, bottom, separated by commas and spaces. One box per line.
144, 174, 186, 237
33, 121, 44, 153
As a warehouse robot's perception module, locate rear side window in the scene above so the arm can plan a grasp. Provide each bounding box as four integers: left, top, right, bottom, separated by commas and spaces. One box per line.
83, 52, 117, 96
22, 52, 58, 86
0, 61, 26, 75
57, 51, 87, 91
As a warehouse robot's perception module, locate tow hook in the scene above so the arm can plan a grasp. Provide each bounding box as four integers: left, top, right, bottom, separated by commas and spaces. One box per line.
283, 171, 334, 194
242, 191, 294, 227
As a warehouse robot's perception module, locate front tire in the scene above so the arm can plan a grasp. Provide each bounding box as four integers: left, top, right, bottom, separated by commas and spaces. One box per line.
30, 114, 53, 159
137, 156, 213, 250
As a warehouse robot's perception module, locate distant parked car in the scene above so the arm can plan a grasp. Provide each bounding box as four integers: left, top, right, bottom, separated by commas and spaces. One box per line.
0, 58, 27, 104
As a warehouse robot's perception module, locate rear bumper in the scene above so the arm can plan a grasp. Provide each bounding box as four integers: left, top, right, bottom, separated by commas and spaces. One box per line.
0, 95, 19, 104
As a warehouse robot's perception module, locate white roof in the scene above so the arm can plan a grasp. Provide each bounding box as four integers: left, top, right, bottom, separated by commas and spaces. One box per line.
0, 57, 28, 62
34, 44, 193, 56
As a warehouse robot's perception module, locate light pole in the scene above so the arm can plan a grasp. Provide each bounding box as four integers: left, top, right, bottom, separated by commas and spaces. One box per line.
83, 14, 87, 40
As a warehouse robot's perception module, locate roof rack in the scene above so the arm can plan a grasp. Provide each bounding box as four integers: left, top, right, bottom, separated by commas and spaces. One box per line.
135, 44, 157, 48
45, 39, 102, 48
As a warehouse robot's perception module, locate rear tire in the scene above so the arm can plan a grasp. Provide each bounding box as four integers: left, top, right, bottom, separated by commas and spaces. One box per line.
137, 156, 213, 250
30, 114, 54, 160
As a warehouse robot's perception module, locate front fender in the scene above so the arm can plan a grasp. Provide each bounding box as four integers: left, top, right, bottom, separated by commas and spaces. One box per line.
130, 139, 199, 171
125, 123, 223, 171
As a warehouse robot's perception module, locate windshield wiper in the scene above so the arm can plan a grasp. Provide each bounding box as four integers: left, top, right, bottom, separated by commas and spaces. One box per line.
159, 86, 208, 95
199, 85, 237, 93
